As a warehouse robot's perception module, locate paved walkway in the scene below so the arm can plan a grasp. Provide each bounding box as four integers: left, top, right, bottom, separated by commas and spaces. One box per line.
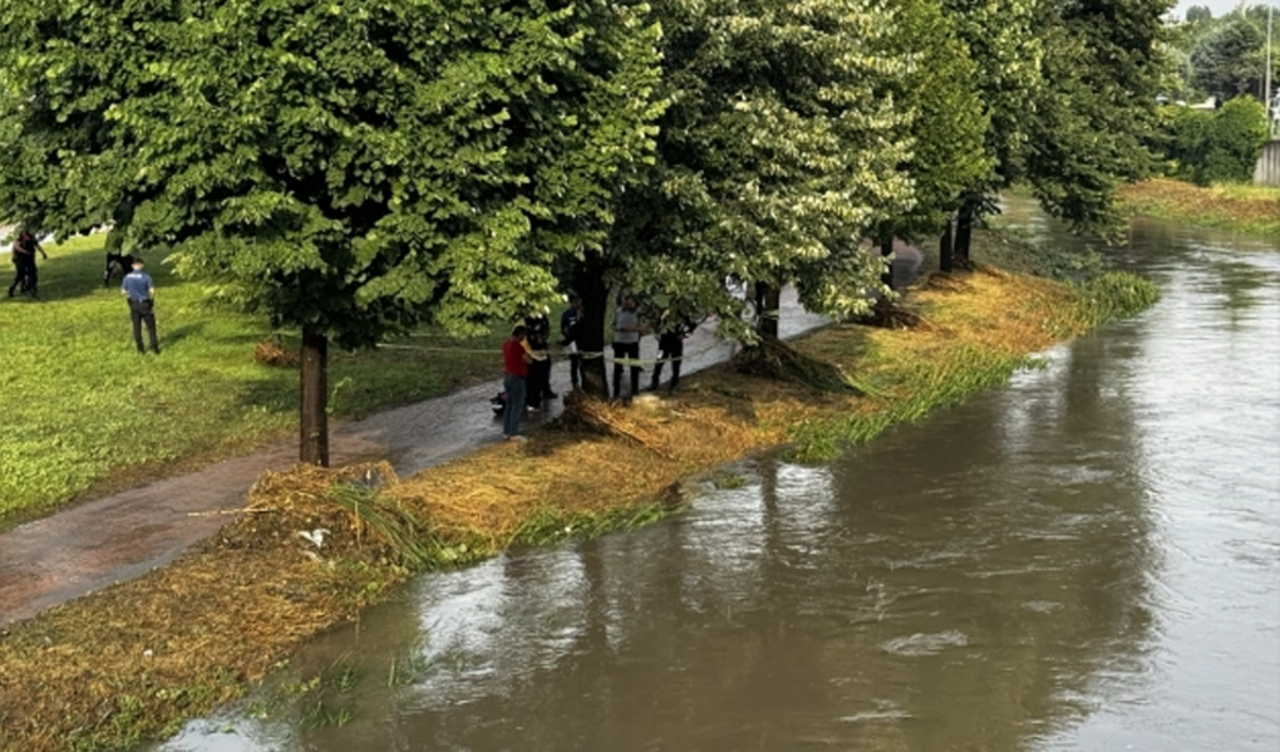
0, 250, 924, 627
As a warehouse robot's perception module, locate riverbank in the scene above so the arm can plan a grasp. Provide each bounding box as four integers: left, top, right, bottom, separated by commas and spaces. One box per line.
1118, 178, 1280, 239
0, 243, 1159, 752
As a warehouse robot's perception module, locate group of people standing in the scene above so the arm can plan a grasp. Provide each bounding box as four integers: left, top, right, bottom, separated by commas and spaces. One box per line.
6, 229, 160, 354
500, 293, 698, 440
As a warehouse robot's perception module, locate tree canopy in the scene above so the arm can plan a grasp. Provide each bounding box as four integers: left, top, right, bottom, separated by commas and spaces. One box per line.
1191, 15, 1267, 104
0, 0, 1183, 457
0, 0, 663, 461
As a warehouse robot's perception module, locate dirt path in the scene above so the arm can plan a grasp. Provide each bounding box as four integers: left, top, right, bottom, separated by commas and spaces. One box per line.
0, 249, 928, 628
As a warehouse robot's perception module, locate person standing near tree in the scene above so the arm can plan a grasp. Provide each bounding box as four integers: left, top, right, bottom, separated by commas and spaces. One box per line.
502, 325, 532, 441
651, 313, 697, 392
524, 313, 556, 410
120, 257, 160, 354
611, 295, 644, 399
8, 230, 46, 298
560, 294, 584, 389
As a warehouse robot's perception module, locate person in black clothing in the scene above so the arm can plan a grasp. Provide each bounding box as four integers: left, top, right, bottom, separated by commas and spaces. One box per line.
8, 230, 47, 298
524, 313, 557, 409
651, 314, 697, 392
560, 295, 584, 389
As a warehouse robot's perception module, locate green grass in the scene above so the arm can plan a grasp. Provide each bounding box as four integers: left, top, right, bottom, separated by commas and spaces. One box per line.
0, 236, 508, 529
1118, 178, 1280, 239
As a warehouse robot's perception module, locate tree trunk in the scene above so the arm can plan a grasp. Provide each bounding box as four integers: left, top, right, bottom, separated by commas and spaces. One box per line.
754, 281, 781, 340
573, 252, 610, 400
956, 202, 974, 264
299, 324, 330, 467
879, 235, 895, 291
940, 218, 954, 273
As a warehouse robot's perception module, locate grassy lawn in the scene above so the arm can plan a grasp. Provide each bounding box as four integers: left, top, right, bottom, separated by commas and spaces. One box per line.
0, 235, 507, 529
1118, 178, 1280, 239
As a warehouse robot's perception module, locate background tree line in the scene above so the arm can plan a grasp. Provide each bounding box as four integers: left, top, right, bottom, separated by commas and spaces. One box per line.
1173, 4, 1277, 105
0, 0, 1172, 464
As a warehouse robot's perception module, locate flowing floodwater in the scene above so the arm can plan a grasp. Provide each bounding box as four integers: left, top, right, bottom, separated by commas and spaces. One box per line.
150, 210, 1280, 752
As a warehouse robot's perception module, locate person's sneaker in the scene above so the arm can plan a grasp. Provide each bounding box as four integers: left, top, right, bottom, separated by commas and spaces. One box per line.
505, 435, 528, 442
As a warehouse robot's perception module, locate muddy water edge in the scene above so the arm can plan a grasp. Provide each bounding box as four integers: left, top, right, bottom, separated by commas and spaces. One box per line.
139, 206, 1280, 751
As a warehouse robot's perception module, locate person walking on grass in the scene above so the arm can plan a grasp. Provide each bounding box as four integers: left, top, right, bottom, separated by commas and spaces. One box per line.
612, 295, 644, 399
8, 230, 46, 298
120, 258, 160, 354
502, 325, 532, 441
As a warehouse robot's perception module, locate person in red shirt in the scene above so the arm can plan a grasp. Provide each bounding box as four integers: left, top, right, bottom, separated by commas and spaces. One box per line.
502, 325, 532, 440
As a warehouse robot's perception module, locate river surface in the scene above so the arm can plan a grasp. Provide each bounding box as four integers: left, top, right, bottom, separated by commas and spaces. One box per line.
149, 207, 1280, 752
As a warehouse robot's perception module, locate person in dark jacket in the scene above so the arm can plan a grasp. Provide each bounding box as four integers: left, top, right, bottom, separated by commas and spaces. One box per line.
651, 314, 697, 392
524, 313, 556, 409
560, 295, 584, 389
8, 230, 46, 298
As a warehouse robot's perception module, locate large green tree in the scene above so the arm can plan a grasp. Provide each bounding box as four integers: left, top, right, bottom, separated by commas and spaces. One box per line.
602, 0, 916, 357
0, 0, 662, 463
1190, 15, 1266, 103
937, 0, 1044, 258
1024, 0, 1173, 232
869, 0, 990, 279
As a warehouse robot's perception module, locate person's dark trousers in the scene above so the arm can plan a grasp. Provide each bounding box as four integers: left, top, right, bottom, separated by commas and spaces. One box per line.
21, 258, 37, 295
612, 342, 641, 399
9, 258, 34, 296
503, 373, 527, 436
568, 353, 582, 389
651, 338, 684, 391
527, 355, 552, 408
129, 298, 159, 353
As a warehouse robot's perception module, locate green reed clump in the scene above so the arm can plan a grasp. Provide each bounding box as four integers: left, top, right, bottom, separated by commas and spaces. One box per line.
1042, 271, 1162, 338
508, 501, 680, 548
787, 345, 1031, 464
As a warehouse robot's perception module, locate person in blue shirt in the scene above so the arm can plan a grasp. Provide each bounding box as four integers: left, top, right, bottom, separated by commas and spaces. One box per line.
120, 258, 159, 354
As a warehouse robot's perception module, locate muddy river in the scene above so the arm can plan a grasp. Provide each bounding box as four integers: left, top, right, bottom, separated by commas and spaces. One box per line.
148, 207, 1280, 751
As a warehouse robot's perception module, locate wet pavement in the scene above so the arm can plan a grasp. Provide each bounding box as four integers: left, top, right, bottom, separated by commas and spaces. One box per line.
0, 284, 840, 627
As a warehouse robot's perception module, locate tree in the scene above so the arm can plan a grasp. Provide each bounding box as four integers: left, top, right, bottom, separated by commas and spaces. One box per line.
1024, 0, 1173, 233
0, 0, 663, 463
1191, 16, 1266, 103
606, 0, 916, 354
937, 0, 1045, 259
1166, 96, 1270, 183
1185, 5, 1213, 24
869, 0, 990, 279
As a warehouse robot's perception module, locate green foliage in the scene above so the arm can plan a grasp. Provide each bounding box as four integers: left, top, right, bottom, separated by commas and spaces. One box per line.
1190, 15, 1267, 104
1163, 97, 1270, 184
874, 0, 991, 240
939, 0, 1045, 188
1024, 0, 1172, 234
1073, 272, 1162, 326
0, 0, 663, 343
614, 0, 917, 336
